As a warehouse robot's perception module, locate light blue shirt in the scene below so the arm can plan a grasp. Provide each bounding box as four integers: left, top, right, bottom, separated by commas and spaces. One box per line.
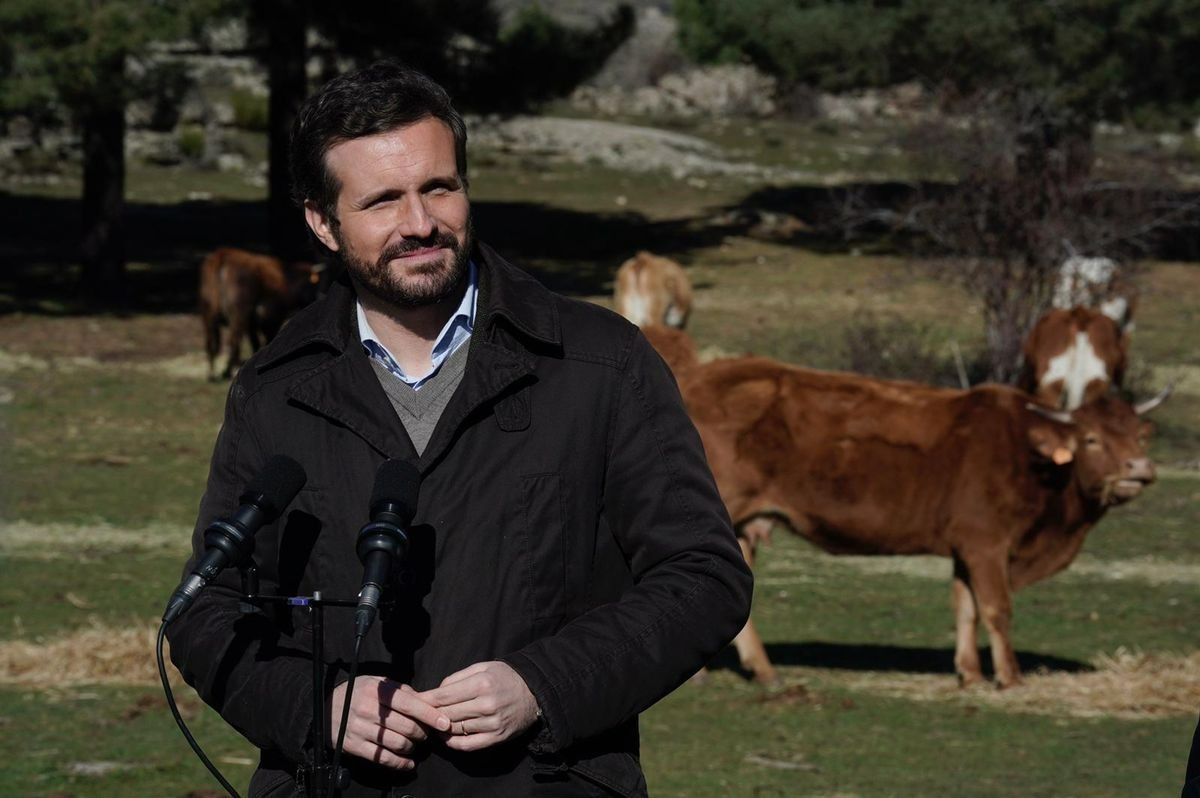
357, 260, 477, 390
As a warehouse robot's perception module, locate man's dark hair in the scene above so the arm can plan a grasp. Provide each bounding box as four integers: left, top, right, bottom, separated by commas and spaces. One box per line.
290, 61, 469, 222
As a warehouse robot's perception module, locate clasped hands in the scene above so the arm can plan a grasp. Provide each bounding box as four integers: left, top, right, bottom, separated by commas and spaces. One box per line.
328, 661, 539, 770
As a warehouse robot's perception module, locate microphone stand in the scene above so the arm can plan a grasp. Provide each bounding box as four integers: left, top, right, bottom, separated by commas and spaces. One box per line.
239, 567, 358, 797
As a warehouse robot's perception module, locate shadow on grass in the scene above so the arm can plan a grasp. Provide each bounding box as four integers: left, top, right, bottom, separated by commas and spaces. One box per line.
710, 641, 1090, 679
727, 181, 1200, 261
0, 191, 749, 315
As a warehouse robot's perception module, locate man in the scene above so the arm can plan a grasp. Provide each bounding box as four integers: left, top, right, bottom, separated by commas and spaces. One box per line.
167, 61, 752, 797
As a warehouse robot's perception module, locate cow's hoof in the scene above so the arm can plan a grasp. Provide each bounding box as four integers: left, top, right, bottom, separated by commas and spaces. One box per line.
754, 671, 783, 690
957, 671, 986, 689
994, 676, 1023, 690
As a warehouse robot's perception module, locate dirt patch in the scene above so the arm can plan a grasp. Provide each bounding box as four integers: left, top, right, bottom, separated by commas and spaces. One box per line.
0, 620, 174, 688
0, 313, 198, 362
832, 648, 1200, 719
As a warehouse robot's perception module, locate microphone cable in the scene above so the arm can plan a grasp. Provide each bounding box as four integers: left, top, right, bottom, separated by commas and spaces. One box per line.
157, 620, 243, 798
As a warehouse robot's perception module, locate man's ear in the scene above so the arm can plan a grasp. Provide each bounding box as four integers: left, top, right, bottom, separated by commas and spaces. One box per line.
1028, 421, 1076, 465
304, 200, 340, 252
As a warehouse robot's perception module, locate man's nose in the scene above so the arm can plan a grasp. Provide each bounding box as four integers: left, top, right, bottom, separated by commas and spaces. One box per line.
397, 196, 435, 240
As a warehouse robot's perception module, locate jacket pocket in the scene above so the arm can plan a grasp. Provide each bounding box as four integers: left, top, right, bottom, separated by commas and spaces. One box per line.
247, 766, 298, 798
519, 472, 571, 634
570, 751, 648, 798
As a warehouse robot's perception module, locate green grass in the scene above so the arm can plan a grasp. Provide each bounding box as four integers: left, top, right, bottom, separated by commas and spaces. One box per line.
642, 674, 1195, 798
2, 368, 225, 525
0, 685, 257, 798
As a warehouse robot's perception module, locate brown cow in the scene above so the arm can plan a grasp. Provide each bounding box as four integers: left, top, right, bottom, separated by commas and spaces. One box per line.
1019, 307, 1128, 411
642, 324, 699, 377
199, 247, 325, 380
613, 251, 693, 329
676, 356, 1169, 687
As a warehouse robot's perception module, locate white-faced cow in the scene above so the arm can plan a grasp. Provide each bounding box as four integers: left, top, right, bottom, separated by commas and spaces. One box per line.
199, 247, 326, 380
1019, 306, 1128, 411
671, 353, 1169, 688
613, 251, 693, 329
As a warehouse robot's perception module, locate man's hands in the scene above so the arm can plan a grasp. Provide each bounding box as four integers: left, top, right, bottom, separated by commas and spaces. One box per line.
329, 676, 450, 770
418, 661, 540, 753
330, 663, 539, 769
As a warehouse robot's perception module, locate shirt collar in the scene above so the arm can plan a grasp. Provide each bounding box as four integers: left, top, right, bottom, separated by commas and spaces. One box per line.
357, 259, 478, 388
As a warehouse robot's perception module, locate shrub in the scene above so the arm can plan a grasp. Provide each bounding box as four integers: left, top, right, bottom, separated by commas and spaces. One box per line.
231, 89, 268, 132
841, 313, 985, 388
178, 125, 205, 160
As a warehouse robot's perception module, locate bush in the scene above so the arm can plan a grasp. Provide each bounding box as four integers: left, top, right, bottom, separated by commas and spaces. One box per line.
841, 313, 985, 388
139, 61, 191, 132
231, 89, 268, 132
178, 125, 205, 161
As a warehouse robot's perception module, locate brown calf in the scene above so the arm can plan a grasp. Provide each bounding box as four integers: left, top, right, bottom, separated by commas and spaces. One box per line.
613, 251, 693, 329
1019, 307, 1128, 411
199, 247, 325, 379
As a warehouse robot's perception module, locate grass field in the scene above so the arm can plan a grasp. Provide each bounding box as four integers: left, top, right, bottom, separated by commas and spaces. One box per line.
1, 116, 1198, 797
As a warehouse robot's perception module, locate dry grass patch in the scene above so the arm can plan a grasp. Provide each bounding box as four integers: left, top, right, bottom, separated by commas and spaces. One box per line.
0, 521, 191, 558
0, 348, 210, 380
831, 648, 1200, 719
758, 551, 1200, 586
0, 620, 171, 688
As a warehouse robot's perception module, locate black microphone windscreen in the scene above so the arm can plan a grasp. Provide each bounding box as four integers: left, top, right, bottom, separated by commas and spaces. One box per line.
242, 455, 308, 519
370, 459, 421, 523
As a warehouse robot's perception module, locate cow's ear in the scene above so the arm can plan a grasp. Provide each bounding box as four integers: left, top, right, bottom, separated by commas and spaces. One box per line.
1027, 422, 1076, 465
304, 200, 340, 252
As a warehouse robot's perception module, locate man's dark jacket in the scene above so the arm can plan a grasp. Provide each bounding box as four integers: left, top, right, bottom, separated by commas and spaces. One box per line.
167, 243, 753, 797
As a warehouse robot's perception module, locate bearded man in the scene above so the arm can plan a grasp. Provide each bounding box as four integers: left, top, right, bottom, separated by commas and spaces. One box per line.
167, 61, 752, 797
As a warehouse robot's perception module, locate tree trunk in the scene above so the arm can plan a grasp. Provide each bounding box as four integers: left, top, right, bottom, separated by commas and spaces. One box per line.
79, 81, 127, 308
267, 0, 310, 260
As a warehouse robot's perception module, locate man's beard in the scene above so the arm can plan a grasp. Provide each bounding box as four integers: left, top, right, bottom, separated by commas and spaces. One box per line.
335, 217, 473, 309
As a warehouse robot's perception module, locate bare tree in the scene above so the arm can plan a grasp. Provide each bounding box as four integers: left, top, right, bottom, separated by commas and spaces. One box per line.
884, 89, 1197, 382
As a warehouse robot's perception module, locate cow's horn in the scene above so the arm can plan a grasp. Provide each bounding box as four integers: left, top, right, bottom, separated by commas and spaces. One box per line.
1026, 402, 1074, 425
1134, 383, 1174, 416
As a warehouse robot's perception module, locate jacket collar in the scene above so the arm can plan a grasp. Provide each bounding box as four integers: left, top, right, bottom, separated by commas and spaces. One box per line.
472, 241, 561, 349
257, 241, 560, 371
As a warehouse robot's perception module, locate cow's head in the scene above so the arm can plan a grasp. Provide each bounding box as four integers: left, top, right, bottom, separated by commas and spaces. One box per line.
1027, 386, 1171, 505
286, 261, 330, 305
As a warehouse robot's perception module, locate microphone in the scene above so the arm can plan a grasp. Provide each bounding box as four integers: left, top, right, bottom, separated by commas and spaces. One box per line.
355, 459, 421, 639
163, 455, 307, 625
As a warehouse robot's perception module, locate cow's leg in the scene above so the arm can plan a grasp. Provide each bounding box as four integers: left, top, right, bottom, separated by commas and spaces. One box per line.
951, 556, 984, 686
223, 313, 247, 379
247, 316, 263, 353
730, 530, 779, 686
203, 314, 221, 382
962, 552, 1021, 688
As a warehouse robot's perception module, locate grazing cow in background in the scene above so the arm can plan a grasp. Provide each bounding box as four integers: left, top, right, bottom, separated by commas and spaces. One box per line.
1055, 255, 1138, 332
199, 247, 326, 380
675, 356, 1169, 687
1019, 307, 1128, 411
614, 251, 693, 329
